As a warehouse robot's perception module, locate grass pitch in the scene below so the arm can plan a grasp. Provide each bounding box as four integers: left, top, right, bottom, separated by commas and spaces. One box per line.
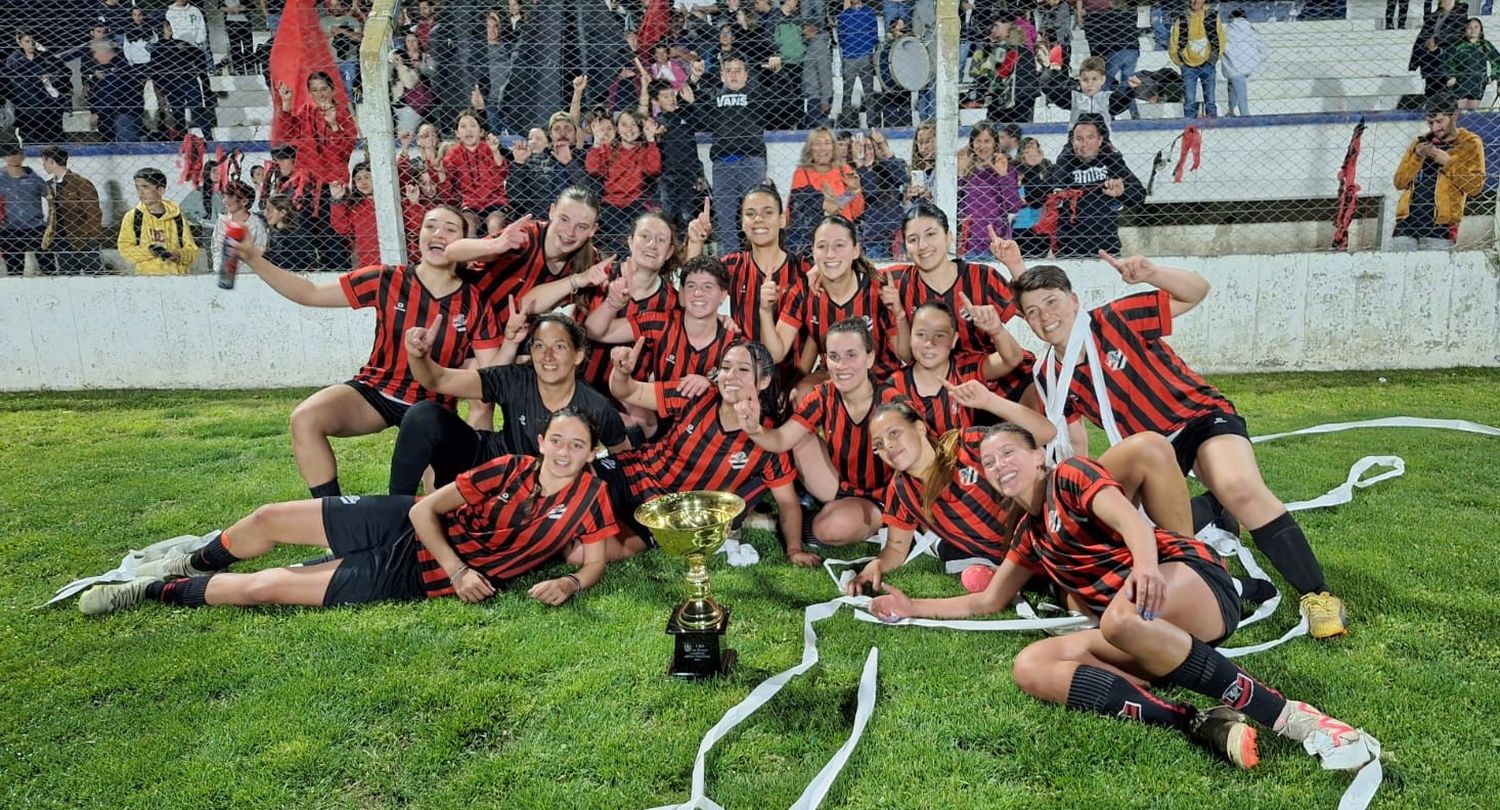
1, 369, 1497, 809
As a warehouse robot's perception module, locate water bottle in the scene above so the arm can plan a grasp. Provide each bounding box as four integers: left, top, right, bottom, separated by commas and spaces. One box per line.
218, 219, 248, 290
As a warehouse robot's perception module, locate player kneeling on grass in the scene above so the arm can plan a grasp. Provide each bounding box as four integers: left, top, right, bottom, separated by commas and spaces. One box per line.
79, 408, 615, 615
870, 423, 1365, 769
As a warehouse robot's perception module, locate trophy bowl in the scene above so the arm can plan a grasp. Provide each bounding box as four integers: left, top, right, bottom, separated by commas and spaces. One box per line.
635, 491, 745, 678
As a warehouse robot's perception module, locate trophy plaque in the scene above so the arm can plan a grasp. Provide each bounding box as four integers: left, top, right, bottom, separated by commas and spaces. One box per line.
635, 491, 746, 679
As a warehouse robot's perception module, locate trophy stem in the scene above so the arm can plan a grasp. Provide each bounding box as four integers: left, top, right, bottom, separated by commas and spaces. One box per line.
677, 553, 724, 631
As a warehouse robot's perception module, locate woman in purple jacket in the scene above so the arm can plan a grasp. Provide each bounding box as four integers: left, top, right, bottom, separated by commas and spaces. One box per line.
957, 120, 1023, 259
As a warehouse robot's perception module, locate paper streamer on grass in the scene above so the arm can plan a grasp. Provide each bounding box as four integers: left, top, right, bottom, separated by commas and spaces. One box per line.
646, 600, 878, 810
42, 531, 220, 608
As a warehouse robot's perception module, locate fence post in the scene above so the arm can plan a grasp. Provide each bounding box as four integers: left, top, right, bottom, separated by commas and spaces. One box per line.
933, 0, 961, 228
359, 0, 405, 265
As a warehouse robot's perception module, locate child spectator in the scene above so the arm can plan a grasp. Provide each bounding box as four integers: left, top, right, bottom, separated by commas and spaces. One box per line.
397, 122, 450, 207
1012, 136, 1054, 258
1221, 8, 1269, 117
116, 167, 200, 275
262, 193, 321, 271
956, 120, 1021, 257
787, 125, 865, 255
1444, 18, 1500, 110
1044, 55, 1139, 131
650, 77, 709, 233
212, 179, 268, 279
1168, 0, 1226, 118
1086, 0, 1142, 118
329, 162, 380, 269
693, 53, 772, 252
442, 110, 510, 234
585, 109, 663, 253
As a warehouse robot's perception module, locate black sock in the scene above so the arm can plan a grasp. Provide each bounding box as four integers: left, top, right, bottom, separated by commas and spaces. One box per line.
189, 531, 241, 571
1190, 494, 1218, 534
1066, 664, 1193, 732
1235, 576, 1277, 604
1165, 639, 1287, 728
1248, 511, 1327, 595
151, 575, 215, 607
309, 479, 341, 499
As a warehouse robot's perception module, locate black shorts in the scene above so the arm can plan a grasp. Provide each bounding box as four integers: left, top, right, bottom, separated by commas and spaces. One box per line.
321, 495, 428, 606
593, 453, 653, 546
1168, 555, 1241, 646
1170, 410, 1250, 475
344, 380, 413, 428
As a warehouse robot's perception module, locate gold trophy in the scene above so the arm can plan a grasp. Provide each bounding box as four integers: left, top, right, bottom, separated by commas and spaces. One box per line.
635, 491, 745, 679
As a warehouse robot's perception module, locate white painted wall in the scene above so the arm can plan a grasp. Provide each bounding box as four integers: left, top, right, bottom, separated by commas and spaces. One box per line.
3, 250, 1494, 391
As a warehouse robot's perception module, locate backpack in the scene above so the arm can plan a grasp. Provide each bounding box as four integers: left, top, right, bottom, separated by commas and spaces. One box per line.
133, 208, 186, 247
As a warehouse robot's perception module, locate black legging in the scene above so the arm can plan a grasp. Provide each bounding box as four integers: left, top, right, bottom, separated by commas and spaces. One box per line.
388, 401, 487, 495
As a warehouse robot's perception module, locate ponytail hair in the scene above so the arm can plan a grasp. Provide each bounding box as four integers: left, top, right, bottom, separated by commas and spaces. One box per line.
872, 399, 955, 522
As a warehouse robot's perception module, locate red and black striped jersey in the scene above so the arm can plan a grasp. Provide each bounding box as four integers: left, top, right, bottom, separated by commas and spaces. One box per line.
631, 311, 738, 382
722, 250, 810, 351
418, 454, 617, 597
1037, 291, 1235, 436
577, 269, 680, 390
341, 264, 504, 407
792, 381, 887, 500
1006, 457, 1224, 611
892, 259, 1019, 357
883, 427, 1010, 562
464, 218, 567, 320
879, 352, 993, 436
802, 273, 902, 377
619, 387, 797, 503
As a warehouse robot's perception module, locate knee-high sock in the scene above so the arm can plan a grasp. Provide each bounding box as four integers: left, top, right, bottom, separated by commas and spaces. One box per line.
1165, 639, 1287, 728
1248, 511, 1327, 595
1067, 665, 1193, 731
148, 575, 215, 607
190, 531, 241, 571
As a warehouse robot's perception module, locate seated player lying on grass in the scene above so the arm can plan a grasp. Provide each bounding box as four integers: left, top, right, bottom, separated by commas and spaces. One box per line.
1013, 256, 1348, 638
603, 339, 818, 566
879, 298, 1028, 436
232, 205, 504, 499
869, 423, 1365, 770
78, 408, 616, 615
388, 309, 628, 498
583, 254, 740, 440
734, 318, 889, 547
845, 396, 1270, 597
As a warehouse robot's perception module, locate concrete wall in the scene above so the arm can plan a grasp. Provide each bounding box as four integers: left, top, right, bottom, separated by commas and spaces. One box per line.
3, 250, 1495, 391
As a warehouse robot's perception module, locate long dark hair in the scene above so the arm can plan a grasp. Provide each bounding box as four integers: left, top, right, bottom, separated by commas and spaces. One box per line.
738, 182, 787, 252
527, 312, 590, 368
901, 200, 951, 239
517, 406, 601, 517
812, 215, 877, 282
872, 399, 962, 522
727, 339, 790, 425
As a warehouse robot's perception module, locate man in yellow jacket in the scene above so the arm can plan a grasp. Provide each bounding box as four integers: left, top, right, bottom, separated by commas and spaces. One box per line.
1392, 94, 1485, 250
116, 167, 200, 275
1167, 0, 1227, 118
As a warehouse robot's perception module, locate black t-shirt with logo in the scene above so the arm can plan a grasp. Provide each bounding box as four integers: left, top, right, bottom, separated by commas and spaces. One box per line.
476, 364, 627, 457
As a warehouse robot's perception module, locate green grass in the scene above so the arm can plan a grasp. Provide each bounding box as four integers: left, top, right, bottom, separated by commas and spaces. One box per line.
1, 369, 1498, 809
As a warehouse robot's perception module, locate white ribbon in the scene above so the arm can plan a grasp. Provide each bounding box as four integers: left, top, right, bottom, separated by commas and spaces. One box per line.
42, 531, 219, 608
1034, 311, 1091, 464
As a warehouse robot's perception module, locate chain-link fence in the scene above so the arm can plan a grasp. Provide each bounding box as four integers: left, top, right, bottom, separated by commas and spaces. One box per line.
0, 0, 1494, 278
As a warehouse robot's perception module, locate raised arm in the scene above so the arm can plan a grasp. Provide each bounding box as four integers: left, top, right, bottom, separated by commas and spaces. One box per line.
756, 277, 800, 363
443, 214, 535, 264
236, 241, 347, 306
960, 293, 1025, 379
878, 267, 912, 362
583, 276, 638, 343
733, 396, 812, 453
404, 316, 486, 400
608, 337, 660, 410
1099, 252, 1209, 317
946, 380, 1058, 447
683, 198, 710, 259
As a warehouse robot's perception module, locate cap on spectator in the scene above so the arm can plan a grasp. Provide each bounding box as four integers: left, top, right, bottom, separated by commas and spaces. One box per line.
271, 144, 298, 160
0, 142, 22, 157
548, 111, 575, 130
1425, 92, 1458, 115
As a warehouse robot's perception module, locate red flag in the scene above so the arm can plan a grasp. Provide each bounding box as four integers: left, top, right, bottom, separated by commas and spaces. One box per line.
1331, 117, 1367, 252
269, 0, 350, 144
1172, 124, 1201, 183
638, 0, 670, 56
177, 133, 207, 186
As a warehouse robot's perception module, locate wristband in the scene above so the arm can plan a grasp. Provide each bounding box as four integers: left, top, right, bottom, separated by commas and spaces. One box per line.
451, 563, 470, 581
564, 573, 583, 594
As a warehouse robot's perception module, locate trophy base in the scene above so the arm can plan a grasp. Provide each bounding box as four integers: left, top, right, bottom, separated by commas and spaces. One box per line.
667, 605, 735, 680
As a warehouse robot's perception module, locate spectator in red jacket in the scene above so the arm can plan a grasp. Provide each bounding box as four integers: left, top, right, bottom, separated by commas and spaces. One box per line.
441, 110, 510, 236
584, 109, 662, 254
273, 71, 357, 186
329, 162, 380, 269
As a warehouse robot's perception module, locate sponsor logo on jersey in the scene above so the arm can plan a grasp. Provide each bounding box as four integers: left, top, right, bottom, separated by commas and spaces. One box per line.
1047, 508, 1061, 533
395, 301, 407, 312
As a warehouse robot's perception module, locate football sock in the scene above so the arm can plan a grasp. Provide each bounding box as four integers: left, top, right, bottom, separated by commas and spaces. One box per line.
1248, 511, 1327, 595
148, 575, 214, 607
1165, 639, 1287, 728
1067, 665, 1193, 731
309, 479, 341, 499
190, 531, 241, 571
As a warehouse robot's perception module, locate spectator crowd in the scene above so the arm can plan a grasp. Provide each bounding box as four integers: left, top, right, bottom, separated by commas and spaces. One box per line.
0, 0, 1491, 275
